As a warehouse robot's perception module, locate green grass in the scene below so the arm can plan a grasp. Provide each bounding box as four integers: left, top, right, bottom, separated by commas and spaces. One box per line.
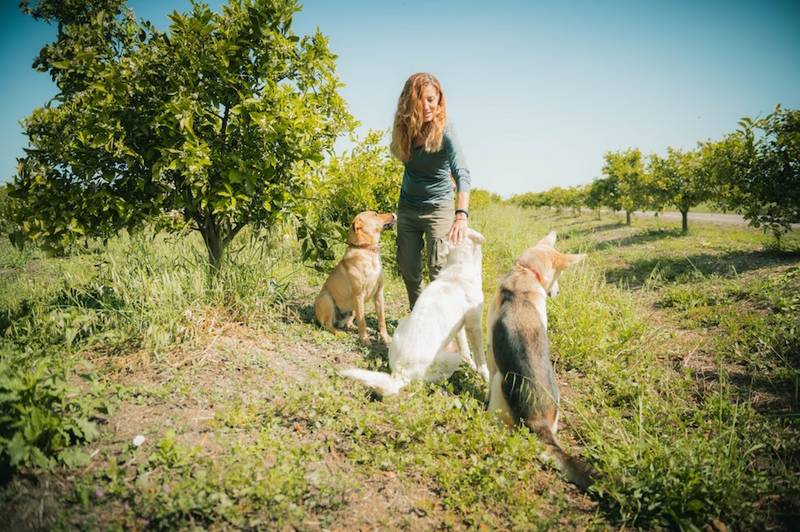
1, 205, 798, 529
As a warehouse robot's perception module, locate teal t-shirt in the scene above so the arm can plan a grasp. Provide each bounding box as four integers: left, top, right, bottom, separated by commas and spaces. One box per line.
399, 121, 472, 207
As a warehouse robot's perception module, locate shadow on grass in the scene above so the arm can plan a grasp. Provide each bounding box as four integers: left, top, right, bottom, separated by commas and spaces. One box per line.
693, 367, 800, 415
606, 249, 800, 288
287, 300, 394, 369
547, 217, 598, 230
587, 228, 682, 252
362, 318, 392, 368
447, 367, 487, 404
568, 222, 628, 236
52, 283, 127, 311
0, 300, 34, 337
293, 303, 316, 325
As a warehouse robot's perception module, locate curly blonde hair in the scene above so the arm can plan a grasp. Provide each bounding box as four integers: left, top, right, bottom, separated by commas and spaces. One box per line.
390, 73, 447, 162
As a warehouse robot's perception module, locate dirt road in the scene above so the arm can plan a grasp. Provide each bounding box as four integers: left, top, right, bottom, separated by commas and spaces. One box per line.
632, 210, 800, 229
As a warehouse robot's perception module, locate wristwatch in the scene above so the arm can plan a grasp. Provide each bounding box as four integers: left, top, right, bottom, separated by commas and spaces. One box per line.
455, 208, 469, 219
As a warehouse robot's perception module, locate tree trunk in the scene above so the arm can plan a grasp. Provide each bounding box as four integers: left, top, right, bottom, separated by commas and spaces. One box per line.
681, 209, 689, 234
626, 210, 631, 225
197, 217, 245, 274
201, 223, 225, 273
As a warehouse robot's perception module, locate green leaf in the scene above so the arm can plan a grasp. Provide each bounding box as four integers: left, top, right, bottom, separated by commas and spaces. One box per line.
74, 417, 99, 442
60, 447, 91, 468
6, 432, 30, 466
687, 499, 704, 513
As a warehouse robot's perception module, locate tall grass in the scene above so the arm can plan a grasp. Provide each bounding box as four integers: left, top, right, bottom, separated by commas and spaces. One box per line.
472, 204, 793, 527
0, 224, 313, 471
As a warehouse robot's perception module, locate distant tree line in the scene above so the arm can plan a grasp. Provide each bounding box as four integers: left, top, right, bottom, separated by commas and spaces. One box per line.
511, 106, 800, 239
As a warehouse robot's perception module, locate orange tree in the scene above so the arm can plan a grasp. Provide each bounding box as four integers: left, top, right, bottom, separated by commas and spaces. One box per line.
601, 148, 648, 225
297, 131, 402, 268
716, 107, 800, 241
647, 147, 710, 234
510, 191, 547, 209
586, 176, 620, 217
8, 0, 353, 271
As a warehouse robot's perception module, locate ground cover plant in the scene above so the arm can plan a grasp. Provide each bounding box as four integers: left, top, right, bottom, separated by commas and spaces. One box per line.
1, 204, 798, 530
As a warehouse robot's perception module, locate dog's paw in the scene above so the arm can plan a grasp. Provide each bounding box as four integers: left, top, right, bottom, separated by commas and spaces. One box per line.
381, 334, 392, 345
463, 356, 478, 371
477, 365, 490, 382
359, 335, 373, 346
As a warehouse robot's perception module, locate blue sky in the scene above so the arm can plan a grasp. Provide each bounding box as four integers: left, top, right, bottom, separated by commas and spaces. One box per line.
1, 0, 798, 197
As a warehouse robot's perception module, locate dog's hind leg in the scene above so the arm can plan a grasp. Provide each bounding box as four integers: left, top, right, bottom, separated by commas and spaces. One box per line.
455, 327, 475, 370
488, 371, 514, 427
465, 306, 489, 382
373, 287, 391, 345
425, 349, 464, 383
314, 291, 338, 334
354, 292, 370, 344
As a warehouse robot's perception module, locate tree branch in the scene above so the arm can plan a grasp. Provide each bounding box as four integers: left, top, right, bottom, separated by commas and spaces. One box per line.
220, 104, 230, 150
224, 221, 246, 246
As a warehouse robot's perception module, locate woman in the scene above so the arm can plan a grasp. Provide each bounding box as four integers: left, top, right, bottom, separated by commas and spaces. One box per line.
391, 72, 472, 310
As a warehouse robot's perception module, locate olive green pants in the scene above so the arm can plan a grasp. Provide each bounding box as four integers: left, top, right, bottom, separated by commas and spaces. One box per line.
396, 200, 453, 310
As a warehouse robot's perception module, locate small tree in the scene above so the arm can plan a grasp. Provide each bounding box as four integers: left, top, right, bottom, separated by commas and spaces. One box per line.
602, 148, 647, 225
586, 176, 621, 218
545, 187, 569, 213
567, 184, 589, 215
714, 106, 800, 241
469, 188, 503, 210
9, 0, 353, 270
510, 191, 544, 209
297, 131, 402, 267
648, 147, 711, 234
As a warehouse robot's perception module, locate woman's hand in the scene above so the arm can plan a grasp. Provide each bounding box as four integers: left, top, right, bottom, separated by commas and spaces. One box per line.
447, 215, 468, 243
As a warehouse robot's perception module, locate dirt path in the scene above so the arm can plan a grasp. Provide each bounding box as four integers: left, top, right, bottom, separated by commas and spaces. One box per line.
632, 210, 800, 229
3, 307, 446, 530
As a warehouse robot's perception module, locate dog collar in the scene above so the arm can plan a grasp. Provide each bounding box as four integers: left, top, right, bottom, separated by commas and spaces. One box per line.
348, 243, 380, 253
516, 263, 544, 285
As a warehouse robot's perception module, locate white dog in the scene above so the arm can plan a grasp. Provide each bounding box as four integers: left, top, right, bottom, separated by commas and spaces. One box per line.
340, 228, 489, 396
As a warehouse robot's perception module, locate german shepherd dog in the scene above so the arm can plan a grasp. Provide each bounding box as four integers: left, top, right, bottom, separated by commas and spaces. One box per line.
486, 231, 595, 489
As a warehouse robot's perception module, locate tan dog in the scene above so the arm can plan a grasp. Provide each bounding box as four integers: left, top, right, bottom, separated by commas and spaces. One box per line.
315, 211, 396, 344
486, 231, 594, 489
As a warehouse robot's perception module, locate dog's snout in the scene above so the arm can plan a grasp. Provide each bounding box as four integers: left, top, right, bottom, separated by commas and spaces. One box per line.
548, 281, 560, 298
384, 213, 397, 229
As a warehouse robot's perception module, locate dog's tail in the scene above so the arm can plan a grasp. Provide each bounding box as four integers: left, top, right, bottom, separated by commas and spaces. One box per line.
527, 419, 596, 491
339, 368, 407, 397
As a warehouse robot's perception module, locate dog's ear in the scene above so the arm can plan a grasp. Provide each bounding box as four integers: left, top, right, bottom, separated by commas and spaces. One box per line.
467, 229, 485, 245
349, 215, 362, 230
554, 252, 586, 270
348, 218, 369, 246
538, 230, 557, 247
